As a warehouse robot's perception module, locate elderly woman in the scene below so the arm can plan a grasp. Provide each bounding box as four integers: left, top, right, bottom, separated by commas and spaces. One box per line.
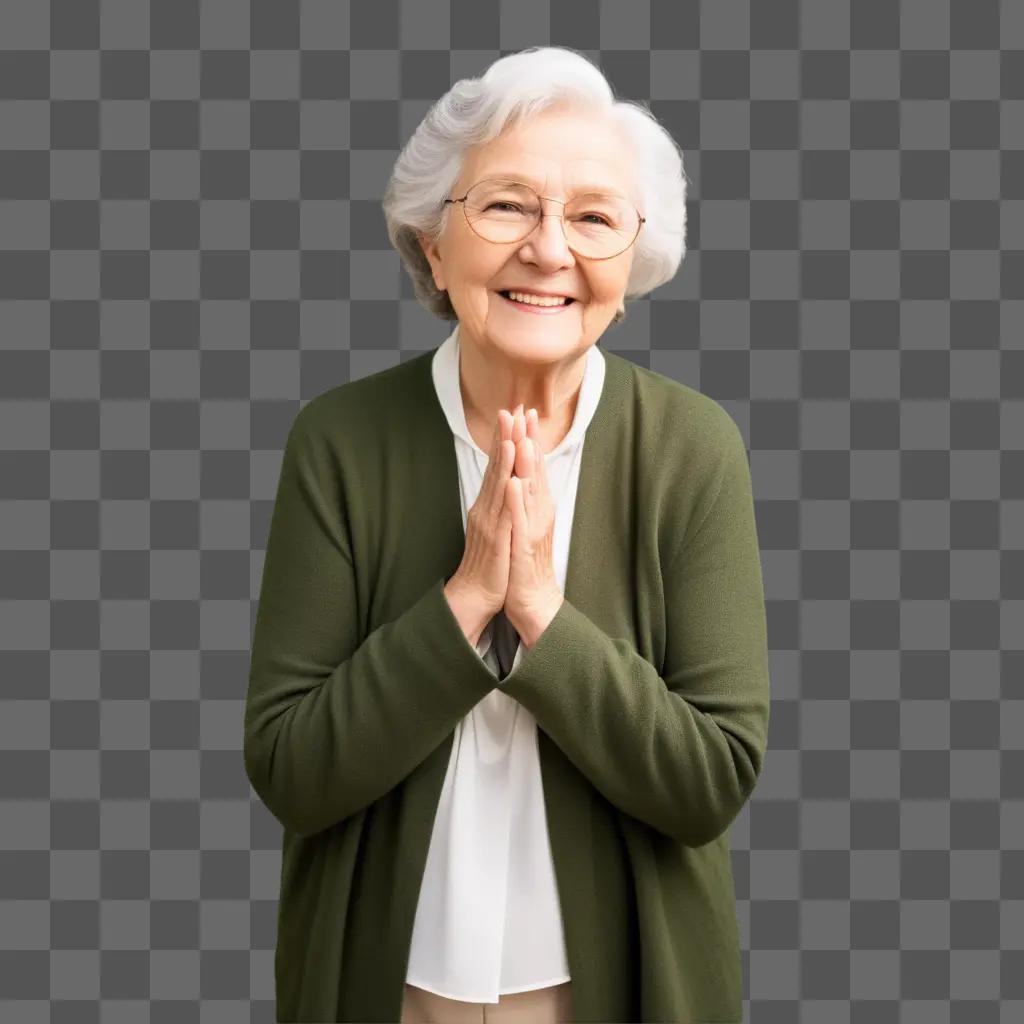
245, 46, 770, 1024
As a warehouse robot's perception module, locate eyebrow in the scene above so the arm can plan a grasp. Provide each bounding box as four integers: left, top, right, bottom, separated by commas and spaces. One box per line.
476, 172, 629, 197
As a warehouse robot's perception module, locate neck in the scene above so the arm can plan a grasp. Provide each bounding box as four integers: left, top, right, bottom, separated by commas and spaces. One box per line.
457, 330, 588, 455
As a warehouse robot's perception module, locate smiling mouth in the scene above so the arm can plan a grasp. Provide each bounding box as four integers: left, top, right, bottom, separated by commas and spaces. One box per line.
497, 290, 577, 310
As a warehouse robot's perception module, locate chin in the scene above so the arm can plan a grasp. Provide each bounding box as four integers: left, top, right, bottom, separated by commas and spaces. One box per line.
493, 334, 595, 369
491, 327, 582, 347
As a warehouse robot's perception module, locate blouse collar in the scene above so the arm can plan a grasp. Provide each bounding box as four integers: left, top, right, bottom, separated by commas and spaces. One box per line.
431, 320, 607, 459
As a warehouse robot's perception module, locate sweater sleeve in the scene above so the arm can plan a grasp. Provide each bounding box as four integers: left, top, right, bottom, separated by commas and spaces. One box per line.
499, 409, 771, 848
243, 404, 500, 839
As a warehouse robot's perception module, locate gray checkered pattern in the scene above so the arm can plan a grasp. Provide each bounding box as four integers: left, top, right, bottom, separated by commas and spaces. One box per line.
1, 1, 1022, 1021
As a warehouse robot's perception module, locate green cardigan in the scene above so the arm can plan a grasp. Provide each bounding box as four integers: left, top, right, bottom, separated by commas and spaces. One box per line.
244, 339, 771, 1023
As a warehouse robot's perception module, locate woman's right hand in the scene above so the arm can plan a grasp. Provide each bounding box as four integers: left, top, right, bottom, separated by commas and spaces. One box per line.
449, 407, 518, 618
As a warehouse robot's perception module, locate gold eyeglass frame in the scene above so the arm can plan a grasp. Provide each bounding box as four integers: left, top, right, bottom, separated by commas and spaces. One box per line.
442, 178, 646, 261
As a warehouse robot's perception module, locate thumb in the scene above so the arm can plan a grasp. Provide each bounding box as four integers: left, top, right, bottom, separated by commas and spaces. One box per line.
505, 476, 523, 539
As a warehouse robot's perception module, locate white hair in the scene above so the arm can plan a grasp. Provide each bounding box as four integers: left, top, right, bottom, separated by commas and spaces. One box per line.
382, 45, 689, 321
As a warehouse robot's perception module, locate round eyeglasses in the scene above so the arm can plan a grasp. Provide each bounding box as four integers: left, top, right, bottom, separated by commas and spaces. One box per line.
442, 178, 646, 261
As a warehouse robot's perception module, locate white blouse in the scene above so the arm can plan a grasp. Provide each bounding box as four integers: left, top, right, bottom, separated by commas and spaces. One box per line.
404, 321, 607, 1003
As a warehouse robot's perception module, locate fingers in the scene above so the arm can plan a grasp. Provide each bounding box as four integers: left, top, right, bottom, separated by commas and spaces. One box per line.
511, 404, 526, 445
487, 404, 545, 510
483, 417, 501, 488
486, 409, 515, 518
516, 407, 542, 497
504, 474, 523, 533
512, 405, 529, 477
492, 436, 515, 517
485, 409, 509, 474
524, 408, 543, 495
527, 408, 539, 452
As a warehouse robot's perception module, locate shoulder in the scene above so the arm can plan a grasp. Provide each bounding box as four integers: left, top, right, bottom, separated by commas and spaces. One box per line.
285, 350, 433, 449
606, 355, 751, 561
608, 352, 747, 475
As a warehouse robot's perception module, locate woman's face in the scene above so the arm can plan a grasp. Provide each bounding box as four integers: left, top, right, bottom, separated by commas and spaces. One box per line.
418, 105, 640, 366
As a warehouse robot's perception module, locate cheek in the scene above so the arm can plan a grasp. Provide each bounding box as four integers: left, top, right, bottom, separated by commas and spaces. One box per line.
450, 244, 505, 295
585, 269, 629, 307
447, 249, 502, 321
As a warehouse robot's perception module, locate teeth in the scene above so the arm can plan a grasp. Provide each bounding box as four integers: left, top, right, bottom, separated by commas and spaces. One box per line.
506, 290, 569, 307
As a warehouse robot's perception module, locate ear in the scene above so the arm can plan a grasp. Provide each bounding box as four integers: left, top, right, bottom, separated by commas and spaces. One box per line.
416, 231, 445, 292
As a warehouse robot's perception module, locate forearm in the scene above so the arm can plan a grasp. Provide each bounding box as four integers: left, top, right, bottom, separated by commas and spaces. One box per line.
246, 576, 499, 838
500, 595, 769, 847
244, 409, 502, 839
500, 410, 771, 847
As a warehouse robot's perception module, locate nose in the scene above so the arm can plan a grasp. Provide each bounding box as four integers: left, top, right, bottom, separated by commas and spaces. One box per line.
518, 205, 575, 271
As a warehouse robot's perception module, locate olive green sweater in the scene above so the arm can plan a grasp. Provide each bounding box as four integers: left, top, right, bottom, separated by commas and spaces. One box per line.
244, 340, 770, 1023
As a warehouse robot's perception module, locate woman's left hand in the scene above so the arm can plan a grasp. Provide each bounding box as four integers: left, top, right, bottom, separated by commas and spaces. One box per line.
503, 404, 565, 647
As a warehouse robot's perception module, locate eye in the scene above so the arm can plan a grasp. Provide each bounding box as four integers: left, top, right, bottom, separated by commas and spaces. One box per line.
486, 201, 524, 213
577, 212, 612, 226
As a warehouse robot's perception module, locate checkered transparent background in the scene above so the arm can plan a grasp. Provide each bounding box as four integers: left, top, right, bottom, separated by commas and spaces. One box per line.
1, 1, 1023, 1021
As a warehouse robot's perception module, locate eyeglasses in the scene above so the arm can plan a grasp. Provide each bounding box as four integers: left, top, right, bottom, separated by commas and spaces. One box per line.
442, 178, 646, 261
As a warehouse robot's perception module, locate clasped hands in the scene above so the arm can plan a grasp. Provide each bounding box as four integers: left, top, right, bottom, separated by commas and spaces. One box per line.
496, 403, 564, 648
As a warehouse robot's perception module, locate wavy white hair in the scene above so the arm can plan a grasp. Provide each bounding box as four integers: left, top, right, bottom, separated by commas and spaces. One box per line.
382, 45, 689, 322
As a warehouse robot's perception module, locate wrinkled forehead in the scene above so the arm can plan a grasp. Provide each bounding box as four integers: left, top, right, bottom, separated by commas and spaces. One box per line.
466, 168, 634, 201
455, 111, 639, 203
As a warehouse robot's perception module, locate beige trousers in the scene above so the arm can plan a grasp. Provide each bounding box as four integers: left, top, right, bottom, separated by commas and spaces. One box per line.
400, 980, 574, 1023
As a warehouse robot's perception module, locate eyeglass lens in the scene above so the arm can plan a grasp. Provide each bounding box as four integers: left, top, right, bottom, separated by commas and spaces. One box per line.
460, 179, 641, 258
